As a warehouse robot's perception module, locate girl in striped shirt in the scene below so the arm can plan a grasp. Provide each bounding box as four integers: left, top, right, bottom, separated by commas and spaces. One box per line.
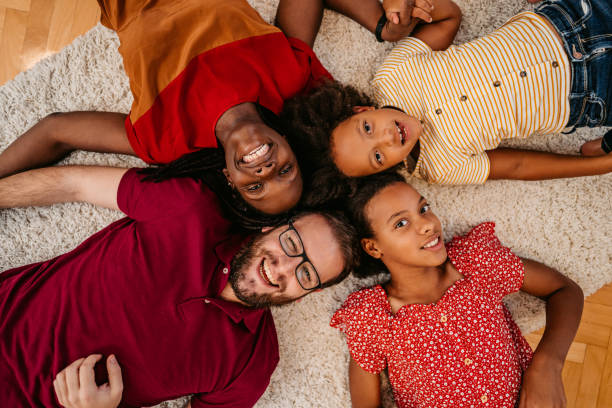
282, 0, 612, 188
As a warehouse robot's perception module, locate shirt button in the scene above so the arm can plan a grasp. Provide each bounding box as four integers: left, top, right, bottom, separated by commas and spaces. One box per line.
460, 95, 468, 101
204, 299, 211, 304
520, 70, 527, 78
435, 108, 442, 115
440, 314, 447, 323
222, 267, 229, 274
552, 60, 559, 68
464, 358, 472, 365
481, 394, 488, 403
493, 80, 501, 87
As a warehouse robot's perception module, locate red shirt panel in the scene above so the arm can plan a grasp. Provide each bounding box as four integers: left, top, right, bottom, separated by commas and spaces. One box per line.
0, 170, 279, 407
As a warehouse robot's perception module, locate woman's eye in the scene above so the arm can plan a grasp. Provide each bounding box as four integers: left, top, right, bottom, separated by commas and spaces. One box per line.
374, 151, 383, 165
421, 204, 430, 214
394, 219, 408, 229
247, 183, 263, 192
279, 164, 293, 176
364, 121, 372, 133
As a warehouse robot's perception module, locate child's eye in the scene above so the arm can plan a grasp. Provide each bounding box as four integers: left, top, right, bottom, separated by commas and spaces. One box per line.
374, 151, 383, 165
394, 219, 408, 229
364, 121, 372, 133
420, 204, 430, 214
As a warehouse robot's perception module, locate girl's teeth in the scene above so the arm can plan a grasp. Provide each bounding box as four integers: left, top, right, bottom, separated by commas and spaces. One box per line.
424, 237, 439, 248
242, 144, 270, 163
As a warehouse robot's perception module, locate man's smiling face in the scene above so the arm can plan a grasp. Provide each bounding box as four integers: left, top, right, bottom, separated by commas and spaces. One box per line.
229, 214, 345, 308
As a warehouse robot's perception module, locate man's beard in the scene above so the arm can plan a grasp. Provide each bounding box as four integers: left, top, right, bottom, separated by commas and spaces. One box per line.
229, 234, 295, 309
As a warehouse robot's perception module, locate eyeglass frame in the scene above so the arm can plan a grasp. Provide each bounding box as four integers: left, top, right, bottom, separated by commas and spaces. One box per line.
278, 219, 322, 291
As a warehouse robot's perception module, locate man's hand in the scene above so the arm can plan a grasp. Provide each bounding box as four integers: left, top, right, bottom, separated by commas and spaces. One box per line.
383, 0, 434, 41
53, 354, 123, 408
519, 355, 566, 407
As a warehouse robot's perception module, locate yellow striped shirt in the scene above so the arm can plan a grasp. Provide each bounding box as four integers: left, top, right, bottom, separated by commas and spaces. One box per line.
372, 12, 570, 184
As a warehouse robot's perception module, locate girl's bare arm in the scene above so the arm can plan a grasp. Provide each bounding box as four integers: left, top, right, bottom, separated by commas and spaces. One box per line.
518, 258, 584, 408
349, 357, 382, 408
486, 148, 612, 181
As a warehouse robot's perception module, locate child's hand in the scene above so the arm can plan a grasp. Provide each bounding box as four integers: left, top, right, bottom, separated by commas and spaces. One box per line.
518, 356, 566, 407
382, 0, 434, 41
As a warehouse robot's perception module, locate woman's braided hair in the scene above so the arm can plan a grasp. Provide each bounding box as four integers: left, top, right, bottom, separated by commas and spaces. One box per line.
280, 80, 375, 209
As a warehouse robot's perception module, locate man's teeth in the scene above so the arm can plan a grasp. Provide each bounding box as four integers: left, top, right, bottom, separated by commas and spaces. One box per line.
423, 237, 439, 248
260, 259, 276, 286
242, 144, 270, 163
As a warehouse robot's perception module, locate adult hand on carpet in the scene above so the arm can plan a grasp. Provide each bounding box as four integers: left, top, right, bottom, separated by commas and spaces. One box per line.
54, 354, 124, 408
382, 0, 433, 41
518, 355, 566, 408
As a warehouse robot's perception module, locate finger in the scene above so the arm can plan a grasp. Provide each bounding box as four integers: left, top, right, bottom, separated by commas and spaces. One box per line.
78, 354, 103, 394
64, 358, 86, 401
412, 7, 433, 22
386, 10, 400, 25
415, 0, 434, 11
106, 355, 124, 397
53, 376, 67, 407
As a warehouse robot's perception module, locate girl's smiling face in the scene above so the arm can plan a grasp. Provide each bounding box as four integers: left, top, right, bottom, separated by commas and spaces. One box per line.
362, 182, 447, 269
331, 107, 422, 177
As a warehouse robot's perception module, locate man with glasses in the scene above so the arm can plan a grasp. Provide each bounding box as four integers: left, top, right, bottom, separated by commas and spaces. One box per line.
0, 165, 359, 408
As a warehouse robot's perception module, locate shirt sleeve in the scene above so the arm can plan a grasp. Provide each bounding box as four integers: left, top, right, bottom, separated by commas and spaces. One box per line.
330, 289, 388, 374
449, 223, 525, 300
288, 37, 333, 92
117, 168, 213, 221
431, 152, 491, 185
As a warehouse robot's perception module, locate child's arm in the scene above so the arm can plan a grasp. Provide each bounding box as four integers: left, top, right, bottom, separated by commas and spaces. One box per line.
486, 148, 612, 181
518, 258, 584, 407
409, 0, 461, 50
349, 357, 382, 408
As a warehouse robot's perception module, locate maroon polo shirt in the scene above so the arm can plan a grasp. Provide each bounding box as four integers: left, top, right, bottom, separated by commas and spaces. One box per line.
0, 169, 279, 407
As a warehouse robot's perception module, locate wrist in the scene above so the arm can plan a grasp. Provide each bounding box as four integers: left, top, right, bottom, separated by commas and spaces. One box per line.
375, 13, 387, 42
531, 350, 564, 372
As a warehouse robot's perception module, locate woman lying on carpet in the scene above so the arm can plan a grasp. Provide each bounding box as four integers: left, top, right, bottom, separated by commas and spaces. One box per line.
331, 171, 583, 408
280, 0, 612, 193
0, 0, 436, 220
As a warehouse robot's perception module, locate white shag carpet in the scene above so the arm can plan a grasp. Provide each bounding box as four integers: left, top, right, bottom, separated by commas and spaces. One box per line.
1, 1, 610, 407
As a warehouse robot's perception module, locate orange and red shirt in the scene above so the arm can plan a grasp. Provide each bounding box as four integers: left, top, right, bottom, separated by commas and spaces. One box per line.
331, 223, 533, 408
98, 0, 331, 163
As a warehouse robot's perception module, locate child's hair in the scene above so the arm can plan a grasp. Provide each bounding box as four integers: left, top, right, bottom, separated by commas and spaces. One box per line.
348, 171, 408, 278
281, 80, 375, 207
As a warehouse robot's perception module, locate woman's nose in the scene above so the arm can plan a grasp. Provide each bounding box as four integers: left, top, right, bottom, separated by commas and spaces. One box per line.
255, 162, 276, 177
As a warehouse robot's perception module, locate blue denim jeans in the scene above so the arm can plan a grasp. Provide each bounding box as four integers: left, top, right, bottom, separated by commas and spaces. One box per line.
536, 0, 612, 130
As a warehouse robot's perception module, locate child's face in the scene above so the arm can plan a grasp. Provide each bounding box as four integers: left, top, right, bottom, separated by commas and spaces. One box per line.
362, 182, 447, 269
331, 107, 422, 177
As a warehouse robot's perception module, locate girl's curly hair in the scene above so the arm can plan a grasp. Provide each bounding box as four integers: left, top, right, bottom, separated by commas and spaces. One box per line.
280, 80, 375, 209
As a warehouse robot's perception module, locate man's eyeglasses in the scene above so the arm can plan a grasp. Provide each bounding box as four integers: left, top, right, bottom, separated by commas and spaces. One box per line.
278, 220, 322, 291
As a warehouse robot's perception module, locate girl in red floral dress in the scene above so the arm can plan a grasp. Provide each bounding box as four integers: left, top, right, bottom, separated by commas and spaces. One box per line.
331, 172, 583, 408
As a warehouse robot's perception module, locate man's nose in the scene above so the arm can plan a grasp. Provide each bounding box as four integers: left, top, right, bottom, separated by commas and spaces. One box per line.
255, 161, 276, 177
276, 253, 301, 281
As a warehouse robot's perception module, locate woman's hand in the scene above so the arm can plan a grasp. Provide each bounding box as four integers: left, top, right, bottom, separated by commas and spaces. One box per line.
53, 354, 123, 408
518, 355, 566, 408
382, 0, 434, 42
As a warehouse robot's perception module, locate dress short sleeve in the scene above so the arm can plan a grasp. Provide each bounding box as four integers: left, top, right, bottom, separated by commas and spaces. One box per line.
447, 222, 525, 300
330, 287, 389, 374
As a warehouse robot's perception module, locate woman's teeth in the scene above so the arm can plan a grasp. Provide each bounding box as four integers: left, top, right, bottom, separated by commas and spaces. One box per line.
423, 237, 439, 248
242, 144, 270, 163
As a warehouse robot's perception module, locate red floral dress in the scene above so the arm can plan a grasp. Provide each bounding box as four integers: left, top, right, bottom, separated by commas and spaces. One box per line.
331, 223, 533, 407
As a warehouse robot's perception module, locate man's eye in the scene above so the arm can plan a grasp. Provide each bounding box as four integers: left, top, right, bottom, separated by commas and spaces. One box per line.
247, 183, 263, 192
279, 164, 293, 176
421, 204, 430, 214
364, 121, 372, 133
394, 219, 408, 229
374, 151, 383, 165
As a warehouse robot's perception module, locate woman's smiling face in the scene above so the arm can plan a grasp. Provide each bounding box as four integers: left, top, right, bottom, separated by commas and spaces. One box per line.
331, 107, 422, 177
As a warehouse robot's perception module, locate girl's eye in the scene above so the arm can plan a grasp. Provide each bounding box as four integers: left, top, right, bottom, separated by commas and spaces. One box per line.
364, 121, 372, 133
374, 151, 383, 165
420, 204, 430, 214
279, 164, 293, 176
394, 219, 408, 229
247, 183, 263, 192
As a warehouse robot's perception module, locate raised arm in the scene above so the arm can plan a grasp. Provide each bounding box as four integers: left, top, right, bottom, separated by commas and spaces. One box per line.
486, 148, 612, 181
0, 166, 129, 211
349, 357, 382, 408
518, 258, 584, 407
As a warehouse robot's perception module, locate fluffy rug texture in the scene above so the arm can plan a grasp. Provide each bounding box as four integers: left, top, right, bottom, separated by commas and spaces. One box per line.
1, 0, 611, 407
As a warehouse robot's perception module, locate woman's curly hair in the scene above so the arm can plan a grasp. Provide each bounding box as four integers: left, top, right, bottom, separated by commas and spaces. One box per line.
280, 80, 375, 209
